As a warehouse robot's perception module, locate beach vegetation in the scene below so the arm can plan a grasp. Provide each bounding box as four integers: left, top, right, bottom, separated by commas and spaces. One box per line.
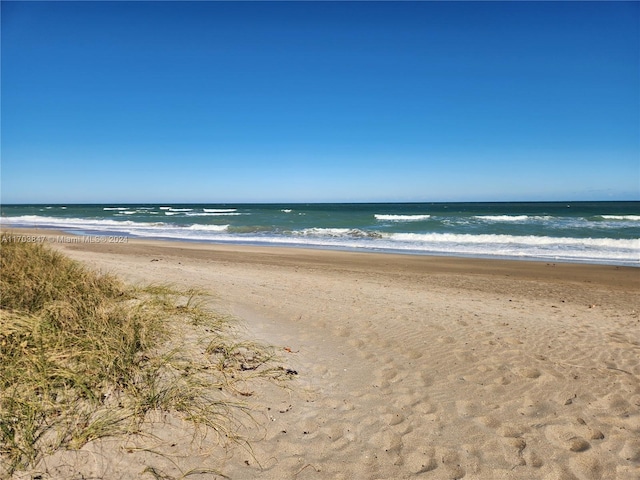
0, 233, 292, 477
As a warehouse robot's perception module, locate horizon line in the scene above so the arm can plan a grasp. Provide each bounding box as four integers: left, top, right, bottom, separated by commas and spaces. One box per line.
2, 199, 639, 207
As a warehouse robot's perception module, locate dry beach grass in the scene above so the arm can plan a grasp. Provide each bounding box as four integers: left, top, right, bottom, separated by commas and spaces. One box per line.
0, 233, 293, 479
1, 228, 639, 479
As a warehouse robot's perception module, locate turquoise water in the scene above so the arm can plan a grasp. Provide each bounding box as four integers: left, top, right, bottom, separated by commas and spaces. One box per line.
2, 202, 639, 266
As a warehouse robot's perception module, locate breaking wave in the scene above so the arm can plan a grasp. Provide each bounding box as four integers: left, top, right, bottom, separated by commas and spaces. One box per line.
375, 214, 431, 221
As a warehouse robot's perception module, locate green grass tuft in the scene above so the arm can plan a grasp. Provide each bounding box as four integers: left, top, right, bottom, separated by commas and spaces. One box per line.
0, 233, 290, 477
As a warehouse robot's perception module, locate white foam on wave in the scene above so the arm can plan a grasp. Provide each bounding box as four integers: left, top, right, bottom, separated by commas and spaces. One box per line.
389, 232, 638, 248
281, 209, 292, 213
1, 214, 229, 239
168, 208, 193, 212
385, 232, 639, 264
159, 206, 171, 210
296, 227, 383, 239
600, 215, 640, 221
186, 224, 229, 232
375, 214, 431, 221
203, 208, 237, 213
297, 228, 352, 237
103, 207, 128, 211
473, 215, 553, 222
1, 215, 152, 229
185, 212, 243, 217
164, 212, 179, 216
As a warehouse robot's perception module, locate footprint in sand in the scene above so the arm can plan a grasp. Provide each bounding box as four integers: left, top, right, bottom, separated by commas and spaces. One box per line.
331, 325, 350, 337
346, 338, 365, 349
619, 438, 640, 463
476, 415, 501, 429
436, 448, 467, 479
379, 367, 400, 382
569, 454, 604, 480
411, 400, 437, 415
524, 449, 545, 468
438, 335, 457, 344
502, 437, 527, 467
367, 429, 403, 455
455, 400, 483, 418
544, 425, 591, 452
378, 409, 407, 427
455, 350, 478, 363
498, 424, 527, 438
518, 395, 553, 418
516, 367, 542, 379
403, 447, 438, 474
591, 392, 632, 417
420, 372, 435, 387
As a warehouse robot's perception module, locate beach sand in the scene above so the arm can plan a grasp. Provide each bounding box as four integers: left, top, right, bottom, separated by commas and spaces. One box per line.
5, 229, 640, 479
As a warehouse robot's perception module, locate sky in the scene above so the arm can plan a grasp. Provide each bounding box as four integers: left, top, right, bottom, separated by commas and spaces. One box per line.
1, 1, 639, 204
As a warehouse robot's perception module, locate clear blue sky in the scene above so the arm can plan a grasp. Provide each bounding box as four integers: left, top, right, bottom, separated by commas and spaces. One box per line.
2, 1, 638, 204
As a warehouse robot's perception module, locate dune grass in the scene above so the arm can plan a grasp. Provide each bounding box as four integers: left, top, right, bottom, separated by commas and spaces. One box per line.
0, 234, 292, 477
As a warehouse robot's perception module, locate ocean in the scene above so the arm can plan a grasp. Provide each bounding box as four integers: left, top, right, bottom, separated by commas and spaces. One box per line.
1, 202, 639, 266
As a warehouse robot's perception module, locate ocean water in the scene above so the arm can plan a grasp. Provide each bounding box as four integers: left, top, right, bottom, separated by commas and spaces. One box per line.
1, 202, 639, 266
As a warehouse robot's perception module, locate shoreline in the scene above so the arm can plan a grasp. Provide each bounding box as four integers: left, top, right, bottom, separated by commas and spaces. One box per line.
2, 226, 639, 272
2, 226, 640, 479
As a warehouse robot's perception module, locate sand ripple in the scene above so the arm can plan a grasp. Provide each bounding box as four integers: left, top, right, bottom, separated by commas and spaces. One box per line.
19, 239, 639, 480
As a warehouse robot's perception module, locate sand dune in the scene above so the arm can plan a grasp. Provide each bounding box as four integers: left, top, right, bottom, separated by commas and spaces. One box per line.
6, 230, 639, 479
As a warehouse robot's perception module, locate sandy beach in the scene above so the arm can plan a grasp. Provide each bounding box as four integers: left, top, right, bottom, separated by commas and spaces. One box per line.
4, 229, 640, 479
